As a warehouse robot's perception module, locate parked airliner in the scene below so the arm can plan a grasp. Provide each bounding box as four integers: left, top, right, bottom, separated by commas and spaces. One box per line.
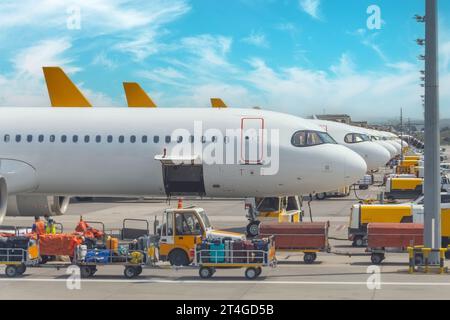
310, 119, 391, 170
0, 67, 367, 222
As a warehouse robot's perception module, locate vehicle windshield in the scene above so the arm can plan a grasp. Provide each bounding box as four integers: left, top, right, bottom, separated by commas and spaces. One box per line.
291, 130, 337, 147
199, 211, 212, 229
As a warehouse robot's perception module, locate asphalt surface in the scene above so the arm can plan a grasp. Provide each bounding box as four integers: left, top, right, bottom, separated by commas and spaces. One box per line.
2, 165, 450, 300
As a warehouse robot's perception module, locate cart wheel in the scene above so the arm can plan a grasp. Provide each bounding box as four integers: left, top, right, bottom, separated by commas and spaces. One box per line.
16, 264, 27, 275
246, 221, 260, 237
136, 266, 143, 275
89, 266, 97, 276
199, 267, 213, 279
371, 253, 384, 265
80, 266, 93, 278
303, 253, 316, 264
353, 237, 365, 248
245, 267, 258, 280
124, 266, 138, 279
255, 267, 262, 277
415, 253, 424, 266
5, 265, 18, 278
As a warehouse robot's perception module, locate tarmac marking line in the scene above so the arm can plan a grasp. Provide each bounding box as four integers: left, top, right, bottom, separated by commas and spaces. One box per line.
1, 278, 450, 286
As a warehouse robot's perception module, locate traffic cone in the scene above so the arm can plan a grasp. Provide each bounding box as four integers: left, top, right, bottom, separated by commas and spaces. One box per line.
177, 198, 183, 209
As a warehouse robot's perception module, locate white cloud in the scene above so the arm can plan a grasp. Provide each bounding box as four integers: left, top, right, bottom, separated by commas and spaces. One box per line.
0, 38, 114, 107
242, 31, 269, 48
299, 0, 321, 20
330, 53, 356, 76
92, 52, 117, 70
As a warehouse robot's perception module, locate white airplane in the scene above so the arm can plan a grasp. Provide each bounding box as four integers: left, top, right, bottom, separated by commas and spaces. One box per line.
359, 128, 399, 157
0, 67, 367, 223
310, 119, 391, 171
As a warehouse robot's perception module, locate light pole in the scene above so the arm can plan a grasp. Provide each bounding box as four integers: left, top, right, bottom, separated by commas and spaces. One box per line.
424, 0, 441, 263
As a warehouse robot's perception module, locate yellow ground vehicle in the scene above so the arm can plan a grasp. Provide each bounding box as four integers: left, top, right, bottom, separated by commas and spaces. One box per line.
348, 194, 450, 250
244, 196, 302, 237
385, 177, 423, 199
158, 208, 245, 266
395, 159, 420, 174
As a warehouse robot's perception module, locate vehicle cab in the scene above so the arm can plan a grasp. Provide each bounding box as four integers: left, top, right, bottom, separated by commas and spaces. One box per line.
158, 208, 244, 266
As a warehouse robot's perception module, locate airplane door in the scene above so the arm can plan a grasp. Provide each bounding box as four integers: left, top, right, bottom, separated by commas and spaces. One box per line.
241, 118, 264, 164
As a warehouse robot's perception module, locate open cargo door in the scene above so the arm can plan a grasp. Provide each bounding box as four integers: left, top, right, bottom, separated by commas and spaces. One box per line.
155, 155, 206, 197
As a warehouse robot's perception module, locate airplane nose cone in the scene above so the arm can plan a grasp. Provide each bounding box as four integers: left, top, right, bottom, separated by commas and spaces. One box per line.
387, 141, 402, 155
375, 141, 396, 158
344, 150, 367, 184
364, 143, 391, 170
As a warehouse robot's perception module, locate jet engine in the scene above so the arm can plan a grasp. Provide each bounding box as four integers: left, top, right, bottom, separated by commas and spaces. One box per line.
6, 195, 70, 217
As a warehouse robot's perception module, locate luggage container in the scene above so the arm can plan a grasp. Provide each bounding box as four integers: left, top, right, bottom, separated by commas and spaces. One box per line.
194, 237, 276, 280
0, 238, 39, 277
259, 222, 330, 264
385, 177, 423, 200
366, 223, 424, 265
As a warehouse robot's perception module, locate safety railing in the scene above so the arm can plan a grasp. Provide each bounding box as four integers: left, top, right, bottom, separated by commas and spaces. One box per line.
407, 246, 449, 274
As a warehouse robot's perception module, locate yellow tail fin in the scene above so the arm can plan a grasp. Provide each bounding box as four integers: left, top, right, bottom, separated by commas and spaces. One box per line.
123, 82, 157, 108
211, 98, 227, 108
43, 67, 92, 107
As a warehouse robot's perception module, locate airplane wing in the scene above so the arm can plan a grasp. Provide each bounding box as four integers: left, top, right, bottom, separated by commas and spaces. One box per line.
123, 82, 157, 108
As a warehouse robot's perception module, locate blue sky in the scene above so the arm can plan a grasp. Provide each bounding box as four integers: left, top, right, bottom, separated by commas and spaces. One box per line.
0, 0, 449, 121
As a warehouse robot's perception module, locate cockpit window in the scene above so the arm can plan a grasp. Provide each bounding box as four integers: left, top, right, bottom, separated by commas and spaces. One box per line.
291, 131, 337, 147
344, 133, 370, 144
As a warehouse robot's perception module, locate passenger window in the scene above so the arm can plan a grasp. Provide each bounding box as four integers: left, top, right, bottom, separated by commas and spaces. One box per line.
201, 136, 206, 144
189, 136, 194, 143
72, 135, 78, 143
96, 135, 101, 143
4, 135, 10, 143
119, 136, 125, 143
27, 135, 33, 143
142, 136, 148, 143
175, 213, 202, 235
153, 136, 160, 143
130, 135, 136, 143
61, 135, 67, 143
224, 136, 230, 144
107, 135, 113, 143
15, 135, 21, 142
165, 136, 171, 143
84, 135, 90, 143
49, 135, 55, 143
38, 135, 44, 143
177, 136, 183, 143
211, 136, 217, 143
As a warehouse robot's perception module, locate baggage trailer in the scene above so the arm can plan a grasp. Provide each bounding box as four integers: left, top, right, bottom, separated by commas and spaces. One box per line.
0, 238, 39, 277
194, 238, 276, 279
259, 222, 330, 264
366, 223, 424, 265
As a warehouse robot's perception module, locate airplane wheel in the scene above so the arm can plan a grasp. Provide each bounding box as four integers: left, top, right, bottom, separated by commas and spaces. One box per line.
246, 221, 260, 237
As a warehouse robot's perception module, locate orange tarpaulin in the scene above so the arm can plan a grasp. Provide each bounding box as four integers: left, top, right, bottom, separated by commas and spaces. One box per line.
38, 234, 83, 257
75, 220, 104, 239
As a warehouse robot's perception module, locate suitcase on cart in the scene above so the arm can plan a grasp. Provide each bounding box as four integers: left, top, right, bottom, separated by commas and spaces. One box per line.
232, 241, 246, 263
209, 242, 225, 263
244, 240, 254, 263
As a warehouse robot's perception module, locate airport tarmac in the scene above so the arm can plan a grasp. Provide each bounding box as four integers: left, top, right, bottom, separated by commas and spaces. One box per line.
2, 168, 450, 300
